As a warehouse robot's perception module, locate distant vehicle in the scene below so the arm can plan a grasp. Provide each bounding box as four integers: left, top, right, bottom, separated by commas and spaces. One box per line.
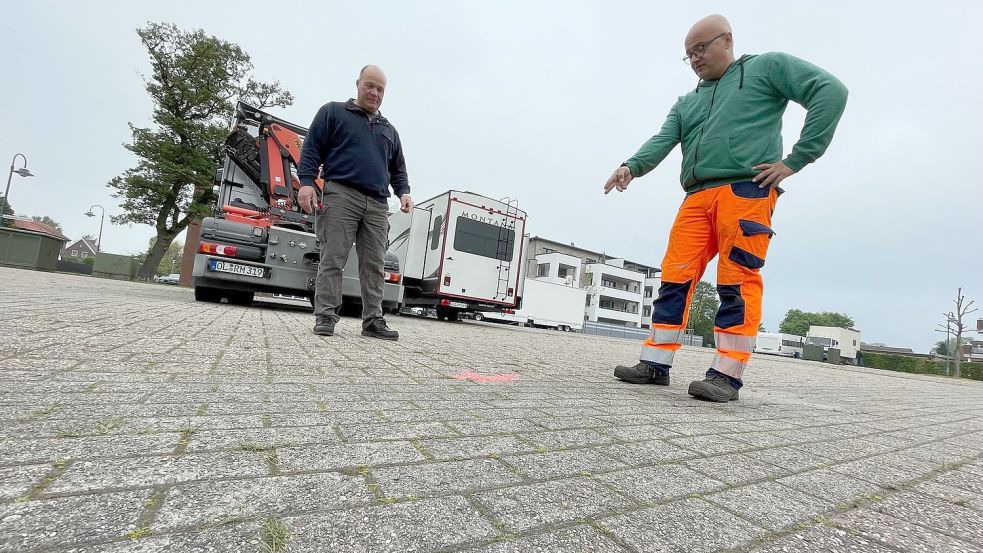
806, 326, 862, 364
475, 278, 586, 332
158, 273, 181, 285
754, 332, 805, 358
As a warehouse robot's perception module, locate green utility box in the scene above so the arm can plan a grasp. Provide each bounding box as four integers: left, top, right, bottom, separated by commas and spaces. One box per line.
92, 253, 139, 281
826, 348, 841, 364
0, 227, 65, 271
802, 344, 825, 362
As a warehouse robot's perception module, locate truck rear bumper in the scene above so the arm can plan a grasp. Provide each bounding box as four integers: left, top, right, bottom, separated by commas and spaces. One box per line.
192, 254, 400, 307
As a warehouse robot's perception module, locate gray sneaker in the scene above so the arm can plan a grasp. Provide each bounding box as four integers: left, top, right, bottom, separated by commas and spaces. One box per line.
688, 373, 739, 402
614, 362, 670, 386
313, 315, 336, 336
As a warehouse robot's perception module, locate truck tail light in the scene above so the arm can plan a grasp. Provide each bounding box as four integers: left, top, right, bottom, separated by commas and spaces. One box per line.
199, 242, 238, 257
440, 299, 450, 306
384, 272, 401, 284
504, 308, 514, 314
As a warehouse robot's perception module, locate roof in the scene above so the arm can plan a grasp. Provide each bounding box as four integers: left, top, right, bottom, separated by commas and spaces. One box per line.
860, 343, 913, 354
11, 219, 69, 241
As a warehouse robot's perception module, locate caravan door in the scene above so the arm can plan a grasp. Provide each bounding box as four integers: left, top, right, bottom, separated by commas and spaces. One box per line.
438, 199, 523, 306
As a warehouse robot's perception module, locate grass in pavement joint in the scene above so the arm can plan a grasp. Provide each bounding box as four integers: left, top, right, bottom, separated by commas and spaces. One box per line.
259, 517, 290, 553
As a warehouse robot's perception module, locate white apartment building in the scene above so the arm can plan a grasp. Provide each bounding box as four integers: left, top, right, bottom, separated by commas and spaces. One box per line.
525, 236, 661, 328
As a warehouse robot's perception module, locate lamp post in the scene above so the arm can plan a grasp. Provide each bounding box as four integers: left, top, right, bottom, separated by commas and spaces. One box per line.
84, 205, 105, 253
1, 153, 33, 226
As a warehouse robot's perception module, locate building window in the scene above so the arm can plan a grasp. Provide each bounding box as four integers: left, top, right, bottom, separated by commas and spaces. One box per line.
71, 250, 78, 257
81, 252, 88, 259
537, 263, 549, 277
644, 287, 653, 298
643, 306, 651, 317
543, 248, 555, 254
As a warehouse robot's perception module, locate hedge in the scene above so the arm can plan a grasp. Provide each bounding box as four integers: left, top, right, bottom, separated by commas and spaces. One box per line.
861, 351, 983, 382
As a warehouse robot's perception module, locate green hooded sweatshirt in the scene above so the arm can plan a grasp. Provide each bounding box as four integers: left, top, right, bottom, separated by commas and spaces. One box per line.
625, 52, 848, 193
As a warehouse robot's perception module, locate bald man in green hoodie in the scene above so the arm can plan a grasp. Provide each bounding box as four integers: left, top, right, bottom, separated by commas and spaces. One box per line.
606, 14, 848, 402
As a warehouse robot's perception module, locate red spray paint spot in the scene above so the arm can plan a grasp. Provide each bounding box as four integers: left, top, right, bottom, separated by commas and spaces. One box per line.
452, 371, 518, 383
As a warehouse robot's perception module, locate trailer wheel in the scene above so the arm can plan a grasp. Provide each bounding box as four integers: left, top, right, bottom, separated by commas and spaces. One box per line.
194, 286, 222, 303
228, 291, 254, 306
473, 313, 484, 322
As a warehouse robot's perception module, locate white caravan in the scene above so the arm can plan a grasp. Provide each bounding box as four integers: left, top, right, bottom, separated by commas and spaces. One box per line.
806, 326, 862, 364
389, 191, 527, 321
475, 278, 587, 331
753, 332, 805, 358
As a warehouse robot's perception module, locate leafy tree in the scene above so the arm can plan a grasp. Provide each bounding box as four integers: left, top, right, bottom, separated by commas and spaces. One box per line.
688, 281, 720, 347
149, 237, 184, 275
0, 196, 12, 216
108, 22, 292, 280
31, 215, 63, 233
778, 309, 855, 336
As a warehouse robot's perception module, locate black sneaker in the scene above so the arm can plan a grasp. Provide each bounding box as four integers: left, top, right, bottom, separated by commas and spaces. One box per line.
361, 318, 399, 341
688, 373, 740, 402
614, 362, 670, 385
313, 315, 336, 336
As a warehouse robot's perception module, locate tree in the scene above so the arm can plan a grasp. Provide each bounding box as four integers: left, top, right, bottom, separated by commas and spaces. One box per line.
934, 337, 972, 357
109, 22, 292, 280
0, 196, 12, 216
936, 288, 977, 379
31, 215, 63, 233
148, 237, 184, 275
778, 309, 855, 337
688, 281, 720, 347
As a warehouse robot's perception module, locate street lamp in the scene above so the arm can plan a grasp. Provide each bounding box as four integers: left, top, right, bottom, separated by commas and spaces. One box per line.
1, 153, 33, 226
84, 204, 105, 253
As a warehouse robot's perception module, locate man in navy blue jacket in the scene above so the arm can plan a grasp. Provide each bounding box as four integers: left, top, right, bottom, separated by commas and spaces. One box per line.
297, 65, 413, 340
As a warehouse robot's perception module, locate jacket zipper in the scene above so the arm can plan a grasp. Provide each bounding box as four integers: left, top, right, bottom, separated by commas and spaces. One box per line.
691, 80, 719, 184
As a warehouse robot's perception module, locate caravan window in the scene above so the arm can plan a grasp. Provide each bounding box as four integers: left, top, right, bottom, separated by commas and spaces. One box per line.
453, 216, 515, 261
430, 216, 443, 251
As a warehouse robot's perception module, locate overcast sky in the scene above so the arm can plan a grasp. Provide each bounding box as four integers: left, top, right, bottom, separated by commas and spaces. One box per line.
2, 1, 979, 352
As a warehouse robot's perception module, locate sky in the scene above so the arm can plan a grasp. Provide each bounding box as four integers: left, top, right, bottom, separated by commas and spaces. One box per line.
2, 0, 980, 352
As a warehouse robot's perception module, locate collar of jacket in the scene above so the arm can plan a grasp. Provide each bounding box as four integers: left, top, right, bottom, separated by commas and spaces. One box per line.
346, 98, 386, 122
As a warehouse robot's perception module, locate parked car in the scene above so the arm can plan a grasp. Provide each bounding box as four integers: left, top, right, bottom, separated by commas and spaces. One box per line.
158, 273, 181, 285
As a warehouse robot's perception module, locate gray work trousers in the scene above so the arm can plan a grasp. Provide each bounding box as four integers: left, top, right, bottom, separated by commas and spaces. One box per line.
314, 181, 389, 325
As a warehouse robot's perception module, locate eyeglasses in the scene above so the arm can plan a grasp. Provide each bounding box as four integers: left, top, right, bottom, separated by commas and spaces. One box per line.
683, 33, 728, 65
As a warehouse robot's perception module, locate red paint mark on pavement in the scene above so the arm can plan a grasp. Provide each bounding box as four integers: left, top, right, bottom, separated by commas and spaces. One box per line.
452, 371, 518, 383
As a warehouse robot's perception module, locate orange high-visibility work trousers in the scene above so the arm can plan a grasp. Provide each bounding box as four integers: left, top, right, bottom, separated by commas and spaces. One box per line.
640, 181, 779, 382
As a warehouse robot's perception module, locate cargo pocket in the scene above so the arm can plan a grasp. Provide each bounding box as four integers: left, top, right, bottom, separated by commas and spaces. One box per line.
728, 219, 774, 269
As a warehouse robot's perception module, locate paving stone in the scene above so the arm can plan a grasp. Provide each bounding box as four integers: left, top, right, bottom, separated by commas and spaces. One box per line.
603, 424, 683, 442
597, 463, 727, 503
868, 490, 983, 544
470, 524, 625, 552
666, 434, 752, 456
276, 441, 426, 472
61, 521, 264, 552
282, 496, 497, 551
833, 507, 983, 552
0, 463, 49, 501
743, 445, 834, 472
182, 426, 341, 453
339, 421, 458, 441
0, 490, 149, 552
600, 498, 766, 552
600, 439, 693, 466
523, 429, 616, 450
419, 436, 540, 461
443, 419, 544, 436
684, 453, 789, 486
372, 458, 523, 498
750, 525, 895, 552
155, 472, 372, 530
503, 448, 625, 480
775, 468, 883, 506
44, 451, 270, 495
474, 477, 632, 532
0, 433, 181, 465
705, 481, 834, 531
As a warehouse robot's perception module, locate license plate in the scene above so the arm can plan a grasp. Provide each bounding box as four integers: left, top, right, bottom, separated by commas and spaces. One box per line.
449, 301, 468, 309
208, 259, 266, 278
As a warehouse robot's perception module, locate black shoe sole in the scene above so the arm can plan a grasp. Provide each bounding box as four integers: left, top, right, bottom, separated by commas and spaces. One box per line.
313, 327, 334, 336
687, 381, 739, 402
361, 330, 398, 341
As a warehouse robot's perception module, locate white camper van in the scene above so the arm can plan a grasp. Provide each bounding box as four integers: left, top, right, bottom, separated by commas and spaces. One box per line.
389, 191, 527, 321
475, 278, 587, 331
754, 332, 805, 358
